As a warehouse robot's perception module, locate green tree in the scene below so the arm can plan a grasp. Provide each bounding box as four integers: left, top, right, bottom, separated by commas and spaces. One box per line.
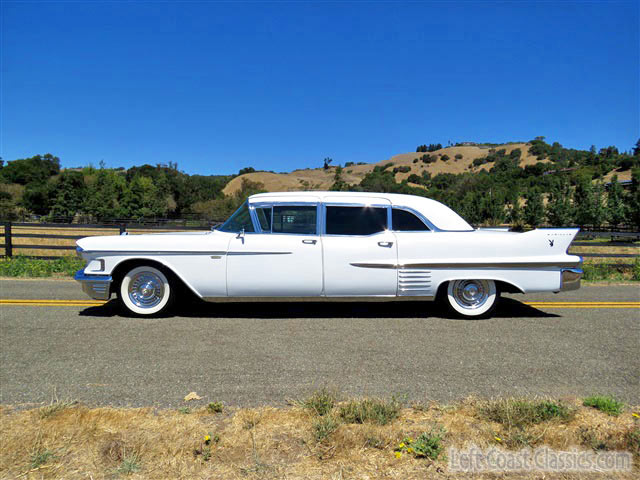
523, 190, 544, 227
50, 171, 86, 220
323, 158, 333, 170
546, 181, 574, 226
627, 168, 640, 228
606, 175, 627, 227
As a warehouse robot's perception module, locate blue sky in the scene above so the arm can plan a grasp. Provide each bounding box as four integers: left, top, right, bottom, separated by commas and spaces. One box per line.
2, 1, 638, 175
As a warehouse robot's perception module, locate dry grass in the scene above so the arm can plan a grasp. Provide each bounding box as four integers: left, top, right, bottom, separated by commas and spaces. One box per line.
1, 397, 638, 479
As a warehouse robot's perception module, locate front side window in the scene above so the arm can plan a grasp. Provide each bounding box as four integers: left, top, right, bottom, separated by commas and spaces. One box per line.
392, 208, 430, 231
325, 206, 388, 235
272, 206, 317, 234
218, 203, 255, 233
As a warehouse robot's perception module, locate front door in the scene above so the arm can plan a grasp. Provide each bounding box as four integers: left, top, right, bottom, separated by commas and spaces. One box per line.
226, 204, 322, 296
321, 200, 398, 296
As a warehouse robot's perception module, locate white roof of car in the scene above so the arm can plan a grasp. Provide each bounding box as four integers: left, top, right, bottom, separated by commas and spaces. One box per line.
249, 191, 473, 231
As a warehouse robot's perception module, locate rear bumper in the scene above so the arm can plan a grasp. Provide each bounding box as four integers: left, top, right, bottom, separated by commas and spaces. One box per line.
560, 268, 582, 291
74, 270, 113, 300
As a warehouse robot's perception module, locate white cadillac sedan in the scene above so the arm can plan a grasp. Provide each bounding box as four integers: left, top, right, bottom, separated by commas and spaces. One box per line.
75, 192, 583, 318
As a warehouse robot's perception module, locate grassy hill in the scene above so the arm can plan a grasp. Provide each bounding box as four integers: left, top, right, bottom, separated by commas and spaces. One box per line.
223, 143, 549, 195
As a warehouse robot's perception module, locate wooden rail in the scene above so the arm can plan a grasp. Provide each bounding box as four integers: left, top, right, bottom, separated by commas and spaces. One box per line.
0, 222, 638, 264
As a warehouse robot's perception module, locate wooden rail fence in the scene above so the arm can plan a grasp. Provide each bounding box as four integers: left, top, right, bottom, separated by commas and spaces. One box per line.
0, 222, 638, 264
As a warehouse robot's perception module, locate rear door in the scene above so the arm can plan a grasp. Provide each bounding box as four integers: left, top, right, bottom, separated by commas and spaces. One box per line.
321, 198, 398, 296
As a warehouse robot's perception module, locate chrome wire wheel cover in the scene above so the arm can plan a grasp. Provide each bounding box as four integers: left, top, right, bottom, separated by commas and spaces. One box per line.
451, 279, 490, 310
128, 271, 165, 309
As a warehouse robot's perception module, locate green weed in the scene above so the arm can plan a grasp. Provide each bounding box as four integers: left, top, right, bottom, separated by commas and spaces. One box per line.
338, 397, 401, 425
583, 395, 624, 416
312, 415, 339, 443
301, 388, 337, 416
0, 255, 84, 277
395, 427, 446, 460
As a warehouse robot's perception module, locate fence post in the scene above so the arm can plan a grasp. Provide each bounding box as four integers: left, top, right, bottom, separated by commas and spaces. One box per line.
119, 223, 126, 235
4, 221, 12, 258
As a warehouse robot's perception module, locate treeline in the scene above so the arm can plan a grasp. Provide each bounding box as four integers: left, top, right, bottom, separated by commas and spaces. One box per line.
0, 154, 256, 222
332, 138, 640, 229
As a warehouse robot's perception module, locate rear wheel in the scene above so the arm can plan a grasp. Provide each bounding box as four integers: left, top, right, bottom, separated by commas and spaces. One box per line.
446, 279, 498, 318
119, 265, 173, 316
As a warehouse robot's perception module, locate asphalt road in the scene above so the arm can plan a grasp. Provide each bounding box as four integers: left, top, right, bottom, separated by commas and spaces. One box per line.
1, 279, 638, 408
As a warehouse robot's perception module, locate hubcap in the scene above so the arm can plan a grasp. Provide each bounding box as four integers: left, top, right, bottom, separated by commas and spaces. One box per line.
453, 280, 489, 310
128, 272, 164, 308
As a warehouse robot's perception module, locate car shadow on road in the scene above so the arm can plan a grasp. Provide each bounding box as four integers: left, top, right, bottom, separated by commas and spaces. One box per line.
79, 297, 559, 320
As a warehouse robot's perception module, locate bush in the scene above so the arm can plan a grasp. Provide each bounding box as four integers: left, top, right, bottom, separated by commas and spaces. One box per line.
583, 395, 624, 416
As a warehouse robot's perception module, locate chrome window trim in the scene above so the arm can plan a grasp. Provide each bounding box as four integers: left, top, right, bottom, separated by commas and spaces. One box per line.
321, 203, 391, 237
391, 206, 439, 232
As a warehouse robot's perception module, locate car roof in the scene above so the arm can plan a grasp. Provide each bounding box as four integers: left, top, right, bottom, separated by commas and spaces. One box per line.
248, 191, 473, 231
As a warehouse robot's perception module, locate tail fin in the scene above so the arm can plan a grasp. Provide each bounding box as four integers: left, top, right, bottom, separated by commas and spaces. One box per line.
524, 228, 580, 254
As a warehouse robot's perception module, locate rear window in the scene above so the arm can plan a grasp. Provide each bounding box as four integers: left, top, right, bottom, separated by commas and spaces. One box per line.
392, 208, 430, 231
325, 206, 388, 235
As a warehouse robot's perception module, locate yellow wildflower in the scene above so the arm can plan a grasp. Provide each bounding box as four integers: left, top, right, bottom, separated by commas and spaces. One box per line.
407, 437, 414, 443
394, 451, 402, 459
407, 447, 414, 454
398, 442, 405, 448
204, 435, 211, 444
495, 436, 502, 442
632, 413, 640, 418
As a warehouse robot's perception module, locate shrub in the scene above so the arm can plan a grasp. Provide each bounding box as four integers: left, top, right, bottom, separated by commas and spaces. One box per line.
441, 155, 450, 162
207, 402, 223, 413
633, 257, 640, 281
583, 395, 624, 416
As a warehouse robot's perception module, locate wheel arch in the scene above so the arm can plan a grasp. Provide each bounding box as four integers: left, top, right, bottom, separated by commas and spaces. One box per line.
110, 257, 202, 299
434, 276, 524, 300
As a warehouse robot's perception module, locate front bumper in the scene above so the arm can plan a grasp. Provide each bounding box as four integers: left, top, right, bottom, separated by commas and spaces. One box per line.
74, 270, 113, 300
560, 268, 583, 291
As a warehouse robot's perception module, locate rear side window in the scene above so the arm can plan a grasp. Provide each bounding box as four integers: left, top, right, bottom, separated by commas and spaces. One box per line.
392, 208, 430, 231
325, 206, 388, 235
272, 206, 317, 234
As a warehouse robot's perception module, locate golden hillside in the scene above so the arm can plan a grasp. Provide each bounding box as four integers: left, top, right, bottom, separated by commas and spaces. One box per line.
222, 143, 548, 195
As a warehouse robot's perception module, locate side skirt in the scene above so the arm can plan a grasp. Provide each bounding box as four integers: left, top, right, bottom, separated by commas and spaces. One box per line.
202, 295, 435, 303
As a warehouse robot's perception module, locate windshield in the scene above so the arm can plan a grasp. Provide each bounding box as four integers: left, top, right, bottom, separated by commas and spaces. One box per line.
217, 202, 255, 233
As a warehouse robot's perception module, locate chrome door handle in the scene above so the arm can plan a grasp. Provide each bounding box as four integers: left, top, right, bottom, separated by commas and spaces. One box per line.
377, 241, 393, 247
302, 239, 317, 245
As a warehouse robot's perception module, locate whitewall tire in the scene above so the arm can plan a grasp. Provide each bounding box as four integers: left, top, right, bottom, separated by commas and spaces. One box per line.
119, 265, 173, 316
446, 279, 498, 318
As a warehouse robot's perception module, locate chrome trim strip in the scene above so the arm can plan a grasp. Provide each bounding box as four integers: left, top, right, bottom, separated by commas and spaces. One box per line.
351, 261, 583, 269
79, 250, 228, 256
202, 295, 435, 303
227, 251, 292, 256
560, 268, 583, 291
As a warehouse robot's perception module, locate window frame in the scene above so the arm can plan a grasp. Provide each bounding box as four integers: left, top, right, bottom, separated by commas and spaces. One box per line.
248, 201, 321, 236
217, 201, 258, 234
321, 203, 392, 237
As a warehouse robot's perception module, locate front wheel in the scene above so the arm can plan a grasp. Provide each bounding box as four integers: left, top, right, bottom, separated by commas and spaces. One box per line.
119, 265, 174, 316
446, 279, 498, 318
